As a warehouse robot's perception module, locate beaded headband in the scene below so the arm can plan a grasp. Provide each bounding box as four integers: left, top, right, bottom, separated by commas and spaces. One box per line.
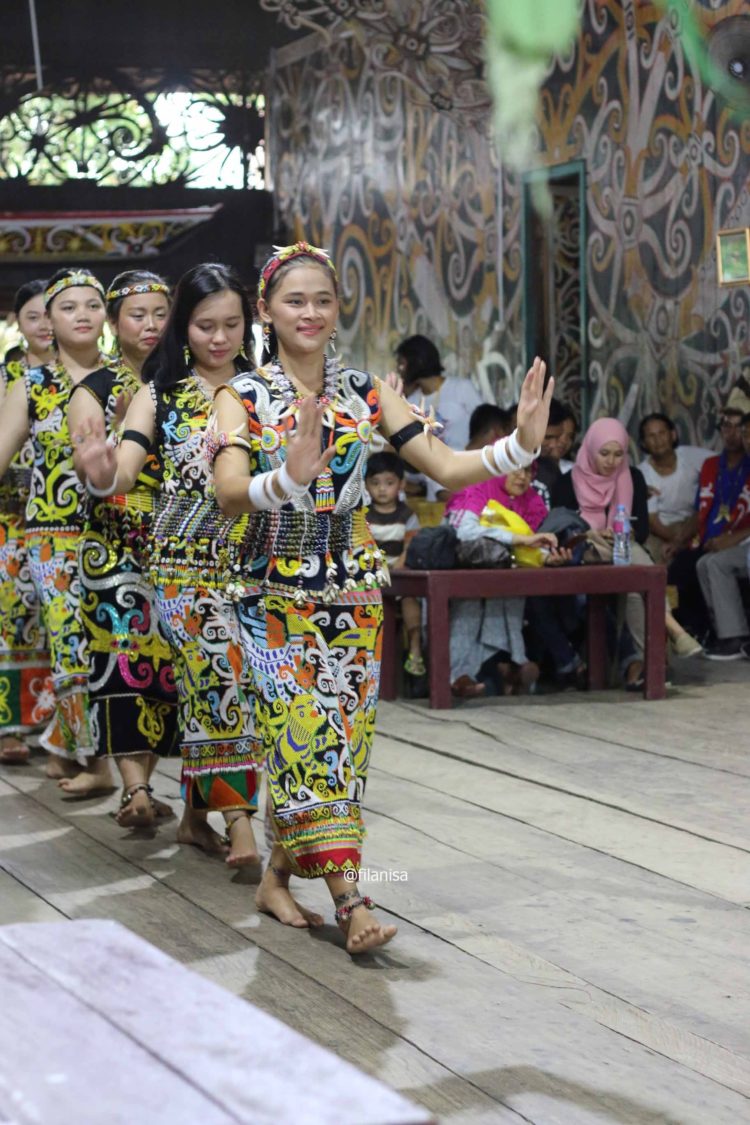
257, 241, 337, 301
106, 281, 170, 302
44, 272, 105, 308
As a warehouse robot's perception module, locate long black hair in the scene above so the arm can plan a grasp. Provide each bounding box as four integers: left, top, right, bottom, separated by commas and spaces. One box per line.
14, 279, 47, 316
142, 263, 254, 388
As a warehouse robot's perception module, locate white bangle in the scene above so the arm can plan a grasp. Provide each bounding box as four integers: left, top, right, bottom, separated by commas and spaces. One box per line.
506, 430, 540, 468
484, 431, 540, 476
247, 465, 311, 511
248, 470, 285, 510
278, 463, 309, 497
86, 474, 117, 497
481, 444, 500, 476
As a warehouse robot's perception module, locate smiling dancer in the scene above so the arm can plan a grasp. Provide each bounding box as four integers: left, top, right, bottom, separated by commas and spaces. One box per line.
204, 242, 553, 955
0, 268, 114, 789
72, 264, 263, 866
67, 271, 180, 824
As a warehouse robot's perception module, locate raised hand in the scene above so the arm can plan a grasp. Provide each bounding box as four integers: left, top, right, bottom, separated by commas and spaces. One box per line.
72, 415, 117, 490
285, 395, 336, 486
516, 357, 554, 454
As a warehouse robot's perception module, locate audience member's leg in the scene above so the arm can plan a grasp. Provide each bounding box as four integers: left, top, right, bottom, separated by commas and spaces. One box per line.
668, 547, 709, 637
449, 599, 485, 696
526, 596, 582, 678
696, 543, 750, 658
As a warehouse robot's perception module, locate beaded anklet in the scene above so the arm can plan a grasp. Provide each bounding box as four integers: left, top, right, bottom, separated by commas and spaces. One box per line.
334, 895, 374, 924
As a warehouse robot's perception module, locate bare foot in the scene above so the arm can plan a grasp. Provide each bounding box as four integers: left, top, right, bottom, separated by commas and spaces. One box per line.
223, 814, 260, 867
340, 904, 398, 955
176, 814, 229, 857
58, 760, 115, 796
255, 866, 324, 928
0, 737, 30, 765
45, 754, 79, 780
115, 784, 156, 829
151, 797, 176, 820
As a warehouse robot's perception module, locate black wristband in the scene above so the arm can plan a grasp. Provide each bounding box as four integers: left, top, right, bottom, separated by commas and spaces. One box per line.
388, 420, 423, 453
122, 429, 151, 452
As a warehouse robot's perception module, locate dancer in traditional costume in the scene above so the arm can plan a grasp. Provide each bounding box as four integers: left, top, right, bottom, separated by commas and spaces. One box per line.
67, 271, 179, 827
0, 269, 113, 791
0, 282, 55, 764
207, 242, 553, 954
72, 264, 263, 865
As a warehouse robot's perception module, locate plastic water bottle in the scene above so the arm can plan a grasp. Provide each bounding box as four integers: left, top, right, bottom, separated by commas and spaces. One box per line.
612, 504, 631, 566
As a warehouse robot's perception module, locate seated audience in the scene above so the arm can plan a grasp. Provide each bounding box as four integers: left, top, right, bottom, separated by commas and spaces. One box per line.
396, 333, 483, 501
533, 398, 568, 495
365, 452, 425, 676
551, 418, 700, 686
637, 412, 712, 562
667, 408, 750, 656
443, 466, 559, 698
558, 404, 578, 473
695, 412, 750, 659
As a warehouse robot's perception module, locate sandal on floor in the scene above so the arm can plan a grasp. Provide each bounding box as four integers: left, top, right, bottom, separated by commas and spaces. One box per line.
404, 652, 426, 676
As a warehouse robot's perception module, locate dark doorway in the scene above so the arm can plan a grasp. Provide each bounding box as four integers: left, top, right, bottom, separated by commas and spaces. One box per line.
523, 161, 588, 428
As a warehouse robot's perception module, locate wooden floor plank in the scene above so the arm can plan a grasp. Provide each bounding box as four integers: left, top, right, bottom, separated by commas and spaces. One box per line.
0, 866, 65, 924
1, 920, 433, 1125
377, 704, 750, 850
0, 776, 514, 1123
389, 680, 750, 778
0, 938, 236, 1125
2, 772, 749, 1125
369, 734, 750, 905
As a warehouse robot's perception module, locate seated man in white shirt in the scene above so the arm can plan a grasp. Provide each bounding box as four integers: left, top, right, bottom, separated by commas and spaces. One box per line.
396, 334, 484, 502
637, 412, 714, 562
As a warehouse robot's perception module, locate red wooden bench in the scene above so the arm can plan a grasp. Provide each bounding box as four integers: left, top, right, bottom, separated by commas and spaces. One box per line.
381, 564, 667, 709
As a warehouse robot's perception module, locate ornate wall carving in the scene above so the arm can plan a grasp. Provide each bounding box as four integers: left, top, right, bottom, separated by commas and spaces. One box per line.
269, 0, 750, 442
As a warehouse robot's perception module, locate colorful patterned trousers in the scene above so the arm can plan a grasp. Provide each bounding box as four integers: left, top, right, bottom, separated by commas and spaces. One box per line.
237, 587, 383, 878
0, 514, 54, 736
155, 582, 262, 811
26, 532, 93, 762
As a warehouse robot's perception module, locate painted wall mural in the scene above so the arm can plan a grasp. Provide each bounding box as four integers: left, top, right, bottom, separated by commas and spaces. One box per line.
269, 0, 750, 444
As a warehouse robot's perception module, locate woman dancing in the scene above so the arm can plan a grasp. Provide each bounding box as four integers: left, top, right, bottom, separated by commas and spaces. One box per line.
0, 282, 55, 764
0, 268, 113, 790
206, 242, 553, 954
73, 264, 263, 865
68, 270, 179, 825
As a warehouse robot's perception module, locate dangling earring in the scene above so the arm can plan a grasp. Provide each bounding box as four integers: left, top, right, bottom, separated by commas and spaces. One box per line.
183, 343, 192, 368
262, 323, 272, 350
328, 327, 337, 355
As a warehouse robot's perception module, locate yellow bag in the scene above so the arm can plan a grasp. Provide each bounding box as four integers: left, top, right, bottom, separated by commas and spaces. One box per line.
479, 500, 544, 568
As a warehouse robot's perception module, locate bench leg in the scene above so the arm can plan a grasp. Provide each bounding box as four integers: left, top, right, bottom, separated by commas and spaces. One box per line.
427, 588, 452, 710
380, 599, 398, 702
644, 586, 667, 700
586, 595, 607, 691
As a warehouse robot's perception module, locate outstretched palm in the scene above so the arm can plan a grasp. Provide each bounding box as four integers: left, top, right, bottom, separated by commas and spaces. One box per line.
72, 416, 117, 490
516, 357, 554, 454
285, 395, 335, 486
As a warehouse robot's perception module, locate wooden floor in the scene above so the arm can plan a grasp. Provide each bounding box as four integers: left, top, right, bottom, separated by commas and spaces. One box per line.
2, 665, 750, 1124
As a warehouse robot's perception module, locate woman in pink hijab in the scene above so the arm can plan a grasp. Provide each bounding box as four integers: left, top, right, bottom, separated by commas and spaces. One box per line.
550, 417, 702, 686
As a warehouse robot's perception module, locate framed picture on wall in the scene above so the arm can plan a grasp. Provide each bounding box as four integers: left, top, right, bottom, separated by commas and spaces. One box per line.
717, 227, 750, 286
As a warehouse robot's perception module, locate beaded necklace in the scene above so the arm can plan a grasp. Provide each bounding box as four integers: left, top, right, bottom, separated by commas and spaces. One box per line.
264, 353, 340, 410
264, 355, 341, 514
